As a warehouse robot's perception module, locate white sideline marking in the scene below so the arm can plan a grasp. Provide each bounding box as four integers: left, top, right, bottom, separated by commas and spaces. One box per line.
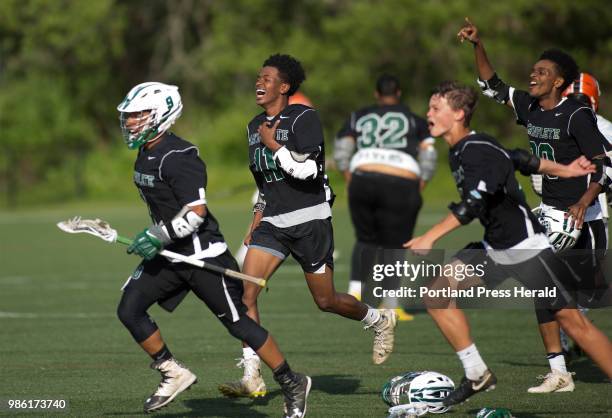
0, 311, 322, 320
0, 311, 114, 319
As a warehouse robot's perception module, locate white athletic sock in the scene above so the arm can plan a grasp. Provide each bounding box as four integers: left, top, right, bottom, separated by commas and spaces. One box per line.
243, 347, 258, 359
456, 343, 488, 381
547, 352, 567, 373
348, 280, 362, 298
362, 307, 382, 326
382, 297, 399, 309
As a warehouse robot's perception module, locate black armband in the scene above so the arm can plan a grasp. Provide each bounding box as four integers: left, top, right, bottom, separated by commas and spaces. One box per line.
510, 148, 540, 175
589, 160, 604, 185
253, 202, 265, 213
476, 73, 511, 104
449, 190, 486, 225
449, 201, 475, 225
253, 193, 266, 213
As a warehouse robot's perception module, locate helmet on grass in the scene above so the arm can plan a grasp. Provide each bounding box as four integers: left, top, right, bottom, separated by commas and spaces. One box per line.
382, 371, 455, 414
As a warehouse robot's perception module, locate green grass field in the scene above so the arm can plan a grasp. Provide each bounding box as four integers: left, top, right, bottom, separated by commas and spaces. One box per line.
1, 201, 610, 417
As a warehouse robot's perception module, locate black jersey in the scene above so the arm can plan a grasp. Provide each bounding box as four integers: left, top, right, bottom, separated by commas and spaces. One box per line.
510, 90, 609, 209
133, 133, 225, 257
449, 132, 545, 249
247, 104, 332, 227
337, 104, 432, 158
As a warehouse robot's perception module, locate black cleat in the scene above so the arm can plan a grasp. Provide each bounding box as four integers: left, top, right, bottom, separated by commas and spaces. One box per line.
275, 372, 312, 418
443, 369, 497, 407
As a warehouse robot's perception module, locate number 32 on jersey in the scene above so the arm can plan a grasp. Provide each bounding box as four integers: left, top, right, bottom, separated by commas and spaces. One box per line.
356, 112, 409, 149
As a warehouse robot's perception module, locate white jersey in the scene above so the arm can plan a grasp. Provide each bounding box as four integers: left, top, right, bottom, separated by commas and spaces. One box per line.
596, 114, 612, 218
596, 114, 612, 144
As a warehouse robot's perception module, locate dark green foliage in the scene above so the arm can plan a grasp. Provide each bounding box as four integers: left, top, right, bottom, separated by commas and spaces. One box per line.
0, 0, 610, 206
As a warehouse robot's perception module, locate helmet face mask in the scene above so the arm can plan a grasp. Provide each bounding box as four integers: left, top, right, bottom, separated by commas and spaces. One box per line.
117, 82, 183, 149
119, 110, 159, 149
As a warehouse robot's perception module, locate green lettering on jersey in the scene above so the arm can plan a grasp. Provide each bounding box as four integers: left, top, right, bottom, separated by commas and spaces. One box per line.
254, 146, 284, 183
529, 140, 557, 180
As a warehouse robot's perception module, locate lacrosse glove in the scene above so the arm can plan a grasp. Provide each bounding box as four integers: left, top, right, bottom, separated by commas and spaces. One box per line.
127, 229, 163, 260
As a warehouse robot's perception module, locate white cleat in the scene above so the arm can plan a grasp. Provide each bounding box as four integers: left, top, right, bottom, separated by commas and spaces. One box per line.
527, 370, 575, 393
218, 356, 267, 398
365, 309, 397, 365
143, 358, 197, 413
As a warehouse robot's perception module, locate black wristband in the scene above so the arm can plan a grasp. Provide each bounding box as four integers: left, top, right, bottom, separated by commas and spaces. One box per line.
510, 148, 540, 175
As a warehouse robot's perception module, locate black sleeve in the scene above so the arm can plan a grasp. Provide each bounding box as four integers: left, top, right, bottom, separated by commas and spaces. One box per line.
292, 109, 324, 154
509, 88, 533, 127
160, 149, 207, 207
569, 108, 609, 183
460, 143, 509, 197
569, 108, 609, 158
336, 113, 356, 138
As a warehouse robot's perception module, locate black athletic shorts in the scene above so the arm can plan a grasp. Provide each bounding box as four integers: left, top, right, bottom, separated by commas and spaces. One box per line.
451, 243, 576, 311
562, 219, 610, 309
123, 250, 246, 319
249, 218, 334, 273
348, 170, 422, 247
452, 242, 508, 289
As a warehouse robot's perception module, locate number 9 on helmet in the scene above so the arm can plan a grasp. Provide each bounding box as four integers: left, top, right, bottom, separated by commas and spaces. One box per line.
381, 371, 455, 414
117, 82, 183, 149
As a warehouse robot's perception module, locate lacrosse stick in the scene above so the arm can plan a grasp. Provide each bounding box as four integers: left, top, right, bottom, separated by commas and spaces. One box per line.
57, 217, 266, 287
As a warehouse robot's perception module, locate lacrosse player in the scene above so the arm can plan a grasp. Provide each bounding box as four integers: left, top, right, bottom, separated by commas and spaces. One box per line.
458, 19, 611, 393
235, 90, 314, 268
564, 73, 612, 144
218, 54, 397, 402
563, 72, 612, 216
116, 82, 310, 416
404, 81, 612, 406
334, 74, 437, 320
555, 73, 612, 360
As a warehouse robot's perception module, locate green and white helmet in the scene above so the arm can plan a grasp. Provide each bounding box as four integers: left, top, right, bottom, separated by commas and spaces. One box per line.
117, 82, 183, 149
534, 206, 581, 253
382, 371, 455, 414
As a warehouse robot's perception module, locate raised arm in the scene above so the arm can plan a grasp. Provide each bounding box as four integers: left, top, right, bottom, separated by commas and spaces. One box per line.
458, 18, 514, 109
510, 148, 595, 178
457, 18, 495, 81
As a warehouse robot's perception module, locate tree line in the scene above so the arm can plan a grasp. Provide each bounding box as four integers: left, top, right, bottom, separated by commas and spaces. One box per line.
1, 0, 610, 206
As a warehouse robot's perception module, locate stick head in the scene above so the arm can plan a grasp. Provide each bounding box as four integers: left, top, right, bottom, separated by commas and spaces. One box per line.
57, 217, 118, 243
